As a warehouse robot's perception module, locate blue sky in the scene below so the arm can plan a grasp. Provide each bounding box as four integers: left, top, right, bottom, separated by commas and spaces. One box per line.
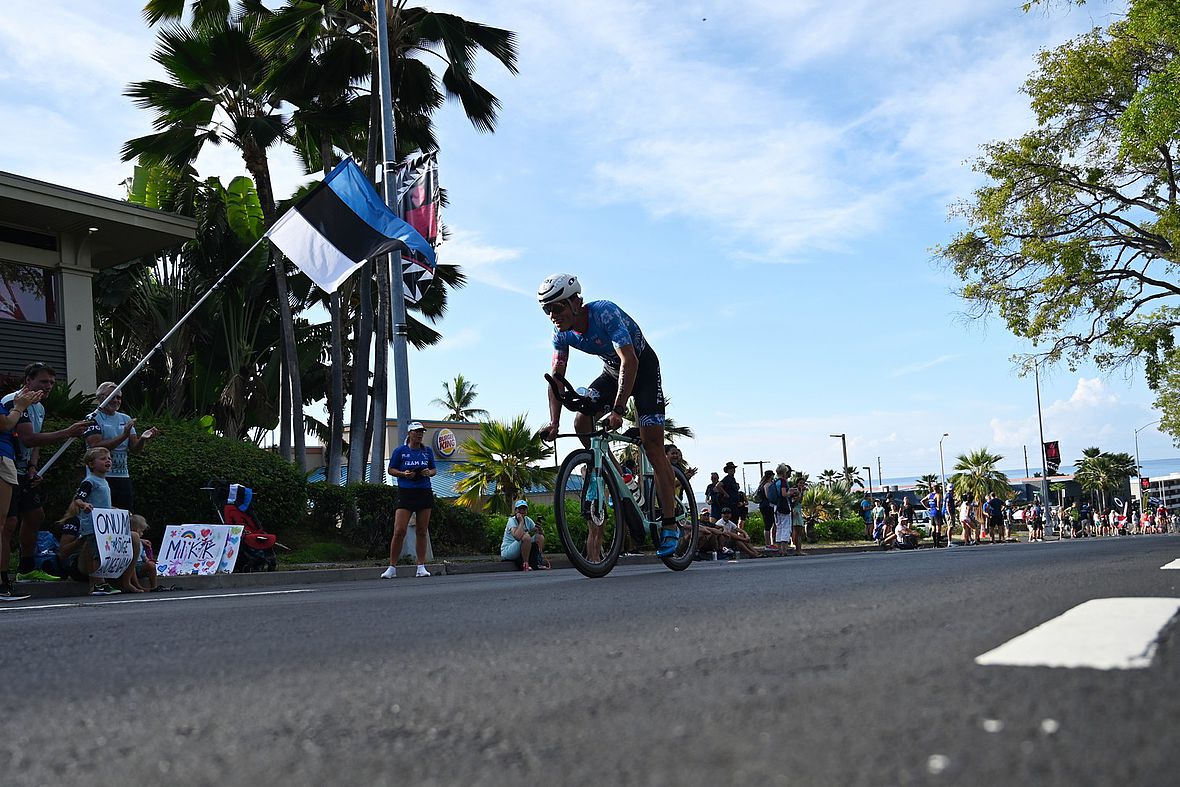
1, 0, 1174, 495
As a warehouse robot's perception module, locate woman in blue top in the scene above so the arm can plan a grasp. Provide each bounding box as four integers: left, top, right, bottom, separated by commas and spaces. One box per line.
0, 387, 43, 599
382, 421, 437, 579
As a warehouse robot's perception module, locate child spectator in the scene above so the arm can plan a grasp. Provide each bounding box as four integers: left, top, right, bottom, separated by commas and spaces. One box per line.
73, 447, 121, 596
130, 515, 158, 591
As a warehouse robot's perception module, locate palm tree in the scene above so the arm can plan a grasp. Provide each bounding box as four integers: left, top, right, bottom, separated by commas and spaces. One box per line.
431, 374, 489, 421
914, 473, 940, 497
455, 416, 556, 515
817, 469, 839, 487
842, 466, 864, 489
1074, 447, 1138, 510
949, 448, 1011, 505
122, 11, 306, 466
802, 480, 858, 522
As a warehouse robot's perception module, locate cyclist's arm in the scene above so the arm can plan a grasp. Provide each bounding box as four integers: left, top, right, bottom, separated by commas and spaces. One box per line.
611, 344, 639, 412
546, 362, 566, 435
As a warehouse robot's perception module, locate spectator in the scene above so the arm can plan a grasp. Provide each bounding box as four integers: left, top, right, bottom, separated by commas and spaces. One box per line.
501, 500, 548, 571
753, 470, 776, 551
56, 504, 88, 586
83, 382, 160, 512
894, 518, 920, 549
958, 495, 977, 546
735, 490, 749, 530
704, 472, 719, 517
130, 515, 159, 591
0, 387, 42, 600
382, 421, 437, 579
72, 447, 123, 596
982, 493, 1003, 544
1026, 499, 1044, 542
716, 462, 740, 518
716, 508, 760, 558
695, 508, 727, 560
859, 492, 874, 540
899, 497, 915, 532
925, 483, 947, 547
766, 464, 798, 556
871, 497, 886, 542
2, 362, 92, 586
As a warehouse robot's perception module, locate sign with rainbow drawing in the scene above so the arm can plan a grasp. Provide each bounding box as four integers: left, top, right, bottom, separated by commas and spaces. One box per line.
157, 524, 241, 576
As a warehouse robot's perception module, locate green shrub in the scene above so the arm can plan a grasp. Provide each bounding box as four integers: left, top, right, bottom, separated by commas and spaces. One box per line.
305, 481, 355, 538
812, 517, 865, 542
430, 499, 493, 556
280, 541, 367, 564
39, 416, 306, 535
345, 483, 398, 557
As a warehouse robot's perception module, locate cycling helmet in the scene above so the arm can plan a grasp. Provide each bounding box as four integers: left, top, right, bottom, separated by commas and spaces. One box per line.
537, 273, 582, 305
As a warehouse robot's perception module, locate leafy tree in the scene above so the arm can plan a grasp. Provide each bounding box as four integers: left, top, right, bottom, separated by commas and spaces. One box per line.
1073, 446, 1138, 509
431, 374, 489, 421
122, 10, 306, 464
936, 0, 1180, 444
817, 468, 840, 487
454, 416, 555, 515
949, 448, 1012, 506
914, 473, 940, 497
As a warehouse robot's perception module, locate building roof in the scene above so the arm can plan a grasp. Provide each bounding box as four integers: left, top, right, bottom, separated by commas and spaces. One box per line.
0, 170, 196, 267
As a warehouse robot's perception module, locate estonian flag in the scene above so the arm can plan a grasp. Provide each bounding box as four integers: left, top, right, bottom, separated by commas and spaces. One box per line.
265, 158, 436, 293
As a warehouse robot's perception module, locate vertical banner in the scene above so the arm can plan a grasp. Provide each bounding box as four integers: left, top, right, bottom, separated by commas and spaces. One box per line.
1043, 440, 1061, 475
92, 508, 133, 579
394, 151, 440, 305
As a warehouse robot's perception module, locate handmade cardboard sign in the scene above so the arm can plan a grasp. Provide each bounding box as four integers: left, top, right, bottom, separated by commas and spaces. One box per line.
92, 508, 133, 579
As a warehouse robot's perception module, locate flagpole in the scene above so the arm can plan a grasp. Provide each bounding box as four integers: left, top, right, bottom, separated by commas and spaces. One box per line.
375, 0, 413, 460
38, 234, 269, 476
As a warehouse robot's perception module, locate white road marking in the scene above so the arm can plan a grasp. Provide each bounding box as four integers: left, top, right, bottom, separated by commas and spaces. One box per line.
0, 589, 314, 613
1162, 559, 1180, 570
975, 597, 1180, 669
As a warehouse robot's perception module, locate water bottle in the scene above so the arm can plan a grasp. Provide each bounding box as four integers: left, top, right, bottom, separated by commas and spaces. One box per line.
623, 471, 640, 501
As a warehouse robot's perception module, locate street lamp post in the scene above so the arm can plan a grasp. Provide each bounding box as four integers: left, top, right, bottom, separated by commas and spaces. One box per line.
1033, 359, 1050, 511
863, 466, 873, 496
938, 433, 949, 489
744, 460, 771, 493
830, 433, 848, 479
1135, 420, 1160, 510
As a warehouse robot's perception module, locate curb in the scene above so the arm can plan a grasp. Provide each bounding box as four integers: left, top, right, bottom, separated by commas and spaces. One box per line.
10, 542, 894, 600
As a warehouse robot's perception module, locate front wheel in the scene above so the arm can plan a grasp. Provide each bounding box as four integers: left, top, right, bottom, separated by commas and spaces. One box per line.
554, 449, 624, 578
657, 465, 699, 571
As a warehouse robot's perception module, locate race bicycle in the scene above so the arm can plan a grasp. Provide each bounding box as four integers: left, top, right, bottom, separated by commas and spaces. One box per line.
545, 374, 699, 578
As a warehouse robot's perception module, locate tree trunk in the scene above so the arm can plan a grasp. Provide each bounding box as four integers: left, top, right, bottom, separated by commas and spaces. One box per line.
347, 261, 373, 484
328, 290, 344, 484
368, 251, 390, 482
244, 143, 302, 466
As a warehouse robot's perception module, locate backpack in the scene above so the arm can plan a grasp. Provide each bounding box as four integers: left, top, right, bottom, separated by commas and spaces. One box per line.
765, 480, 791, 515
752, 483, 766, 505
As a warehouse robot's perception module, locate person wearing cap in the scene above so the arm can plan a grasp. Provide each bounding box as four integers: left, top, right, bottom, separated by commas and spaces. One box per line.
500, 500, 549, 571
382, 421, 437, 579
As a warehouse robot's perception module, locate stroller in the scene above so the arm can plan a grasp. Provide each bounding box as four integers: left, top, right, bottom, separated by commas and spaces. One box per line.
214, 481, 278, 572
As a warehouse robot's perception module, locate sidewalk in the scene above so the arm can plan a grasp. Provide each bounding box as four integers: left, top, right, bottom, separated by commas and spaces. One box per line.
10, 541, 902, 600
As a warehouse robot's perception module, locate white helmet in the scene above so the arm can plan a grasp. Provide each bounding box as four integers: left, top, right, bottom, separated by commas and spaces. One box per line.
537, 273, 582, 305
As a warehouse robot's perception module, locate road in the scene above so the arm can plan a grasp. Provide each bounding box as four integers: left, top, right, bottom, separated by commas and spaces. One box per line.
2, 535, 1179, 786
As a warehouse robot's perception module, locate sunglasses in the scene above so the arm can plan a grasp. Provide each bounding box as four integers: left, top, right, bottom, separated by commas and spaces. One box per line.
542, 301, 570, 316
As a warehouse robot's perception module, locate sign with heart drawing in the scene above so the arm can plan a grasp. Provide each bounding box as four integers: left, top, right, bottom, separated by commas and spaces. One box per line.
157, 524, 241, 576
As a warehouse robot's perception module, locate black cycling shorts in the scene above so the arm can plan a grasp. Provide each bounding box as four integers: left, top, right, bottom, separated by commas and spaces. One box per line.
586, 346, 666, 427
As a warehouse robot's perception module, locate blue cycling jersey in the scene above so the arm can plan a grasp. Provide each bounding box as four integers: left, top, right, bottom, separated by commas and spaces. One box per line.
552, 300, 648, 371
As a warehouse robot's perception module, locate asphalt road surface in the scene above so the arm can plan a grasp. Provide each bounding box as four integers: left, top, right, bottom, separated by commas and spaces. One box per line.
3, 535, 1179, 787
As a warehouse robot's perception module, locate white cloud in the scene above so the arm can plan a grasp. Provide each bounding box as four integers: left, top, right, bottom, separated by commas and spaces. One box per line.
890, 354, 961, 379
441, 228, 526, 293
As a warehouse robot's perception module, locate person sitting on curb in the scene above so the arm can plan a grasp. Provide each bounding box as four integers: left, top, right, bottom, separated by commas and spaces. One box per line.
696, 509, 729, 560
501, 500, 549, 571
716, 508, 761, 558
894, 517, 920, 550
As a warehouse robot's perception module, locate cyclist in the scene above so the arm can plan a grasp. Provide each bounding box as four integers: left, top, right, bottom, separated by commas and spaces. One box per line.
536, 273, 681, 557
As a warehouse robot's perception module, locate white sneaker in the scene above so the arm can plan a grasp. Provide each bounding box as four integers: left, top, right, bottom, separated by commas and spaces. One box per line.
415, 565, 431, 578
380, 566, 397, 579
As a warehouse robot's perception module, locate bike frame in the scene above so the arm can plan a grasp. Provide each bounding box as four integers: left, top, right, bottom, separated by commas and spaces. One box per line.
563, 426, 654, 524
